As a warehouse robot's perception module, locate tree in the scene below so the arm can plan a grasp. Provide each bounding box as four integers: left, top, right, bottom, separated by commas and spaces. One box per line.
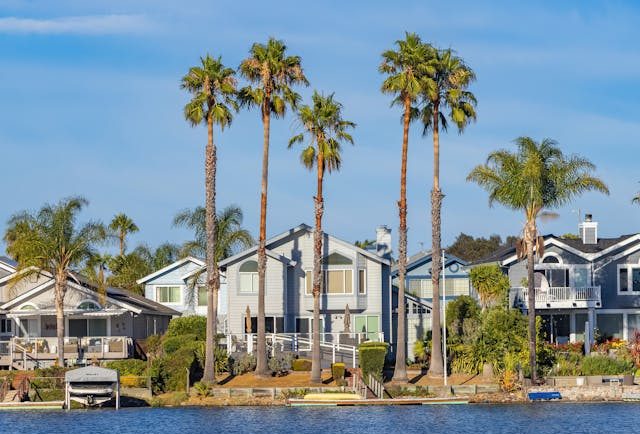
469, 264, 510, 310
82, 252, 112, 303
109, 213, 139, 256
4, 197, 106, 365
174, 205, 254, 310
107, 243, 180, 294
239, 38, 308, 377
467, 137, 609, 382
421, 47, 477, 378
380, 32, 433, 382
181, 54, 237, 384
633, 191, 640, 205
446, 233, 511, 262
289, 91, 355, 383
354, 239, 375, 249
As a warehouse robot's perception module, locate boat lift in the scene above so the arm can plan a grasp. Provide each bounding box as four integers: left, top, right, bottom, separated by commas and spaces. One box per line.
64, 366, 120, 409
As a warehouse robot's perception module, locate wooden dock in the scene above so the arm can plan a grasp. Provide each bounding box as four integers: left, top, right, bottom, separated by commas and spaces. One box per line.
0, 401, 63, 410
287, 397, 469, 406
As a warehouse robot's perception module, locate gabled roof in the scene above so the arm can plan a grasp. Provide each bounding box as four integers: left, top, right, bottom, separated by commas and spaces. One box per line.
219, 223, 390, 268
0, 256, 16, 273
391, 250, 467, 276
475, 233, 640, 265
136, 256, 205, 284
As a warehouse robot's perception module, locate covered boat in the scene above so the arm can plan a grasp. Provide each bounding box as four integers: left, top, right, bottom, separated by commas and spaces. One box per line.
64, 366, 120, 409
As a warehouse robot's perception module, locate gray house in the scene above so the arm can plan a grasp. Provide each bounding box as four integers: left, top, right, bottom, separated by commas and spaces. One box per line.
0, 256, 178, 369
477, 214, 640, 345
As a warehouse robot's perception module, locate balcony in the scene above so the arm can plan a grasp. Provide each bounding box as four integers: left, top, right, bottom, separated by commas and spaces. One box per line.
513, 286, 601, 309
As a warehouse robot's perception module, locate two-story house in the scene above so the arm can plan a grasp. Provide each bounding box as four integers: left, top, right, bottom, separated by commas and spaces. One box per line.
476, 214, 640, 346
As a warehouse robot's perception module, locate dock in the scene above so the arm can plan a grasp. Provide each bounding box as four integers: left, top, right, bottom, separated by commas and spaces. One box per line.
0, 401, 63, 410
287, 397, 469, 406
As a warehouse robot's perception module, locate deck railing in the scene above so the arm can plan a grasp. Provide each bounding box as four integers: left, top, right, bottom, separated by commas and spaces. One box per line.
516, 286, 601, 307
9, 336, 129, 364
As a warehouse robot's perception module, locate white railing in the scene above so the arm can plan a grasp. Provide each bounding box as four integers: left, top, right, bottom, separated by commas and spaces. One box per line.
516, 286, 601, 306
9, 336, 129, 362
224, 332, 384, 368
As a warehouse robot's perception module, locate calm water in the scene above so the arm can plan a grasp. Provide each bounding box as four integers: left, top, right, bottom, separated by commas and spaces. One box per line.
0, 403, 637, 434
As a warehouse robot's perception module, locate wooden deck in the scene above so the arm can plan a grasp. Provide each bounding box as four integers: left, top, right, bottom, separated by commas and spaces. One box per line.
0, 401, 63, 410
287, 397, 470, 406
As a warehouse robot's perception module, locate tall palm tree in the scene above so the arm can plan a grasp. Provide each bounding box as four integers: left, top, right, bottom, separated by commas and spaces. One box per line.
181, 54, 238, 383
379, 32, 433, 382
467, 137, 609, 382
421, 47, 477, 378
354, 239, 375, 249
4, 197, 106, 365
238, 38, 308, 376
108, 243, 180, 294
174, 205, 254, 312
82, 252, 112, 303
289, 91, 355, 383
109, 213, 139, 256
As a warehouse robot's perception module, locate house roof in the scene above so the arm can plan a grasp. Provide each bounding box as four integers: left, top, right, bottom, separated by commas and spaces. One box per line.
390, 250, 468, 276
474, 233, 640, 265
0, 256, 16, 273
136, 256, 205, 284
219, 223, 390, 268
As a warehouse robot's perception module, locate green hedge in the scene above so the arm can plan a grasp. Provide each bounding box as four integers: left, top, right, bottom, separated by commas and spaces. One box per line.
163, 334, 199, 354
331, 363, 346, 381
359, 342, 388, 381
105, 359, 147, 376
581, 355, 634, 375
150, 346, 199, 393
292, 358, 312, 371
166, 316, 207, 340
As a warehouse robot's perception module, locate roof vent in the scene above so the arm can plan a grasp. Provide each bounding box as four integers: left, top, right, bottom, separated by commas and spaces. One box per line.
578, 214, 598, 245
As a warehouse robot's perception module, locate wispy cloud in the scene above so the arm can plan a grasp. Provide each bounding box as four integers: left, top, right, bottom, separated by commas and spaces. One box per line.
0, 15, 152, 35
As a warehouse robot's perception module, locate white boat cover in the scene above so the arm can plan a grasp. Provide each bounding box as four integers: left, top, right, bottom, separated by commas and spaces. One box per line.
65, 366, 119, 384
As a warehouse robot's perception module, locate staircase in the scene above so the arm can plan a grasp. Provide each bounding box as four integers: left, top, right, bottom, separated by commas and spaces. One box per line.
349, 369, 388, 399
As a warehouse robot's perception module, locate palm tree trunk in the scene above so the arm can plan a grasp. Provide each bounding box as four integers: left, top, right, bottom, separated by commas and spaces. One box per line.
255, 99, 271, 377
119, 233, 125, 256
525, 220, 537, 383
393, 95, 411, 382
54, 271, 66, 366
203, 108, 218, 384
311, 148, 324, 384
428, 103, 444, 378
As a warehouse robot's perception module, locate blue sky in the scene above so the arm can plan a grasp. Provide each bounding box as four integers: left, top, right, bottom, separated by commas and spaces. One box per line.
1, 0, 640, 256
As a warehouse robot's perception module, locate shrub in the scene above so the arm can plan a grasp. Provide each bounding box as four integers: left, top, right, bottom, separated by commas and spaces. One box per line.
446, 295, 481, 339
291, 358, 312, 371
163, 334, 198, 354
469, 264, 510, 310
269, 354, 293, 376
150, 346, 199, 393
231, 353, 256, 375
359, 342, 388, 381
331, 363, 346, 381
580, 355, 634, 375
166, 316, 207, 340
105, 359, 147, 377
193, 381, 212, 397
144, 335, 163, 359
120, 374, 147, 388
552, 352, 583, 376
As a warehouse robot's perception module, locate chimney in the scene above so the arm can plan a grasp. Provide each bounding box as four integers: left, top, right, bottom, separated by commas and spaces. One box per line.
579, 213, 598, 245
376, 225, 392, 259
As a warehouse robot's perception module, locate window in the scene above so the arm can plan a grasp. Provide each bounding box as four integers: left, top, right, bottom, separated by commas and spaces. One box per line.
245, 316, 284, 333
323, 252, 353, 266
354, 315, 380, 340
69, 318, 107, 338
618, 265, 640, 294
305, 269, 353, 294
156, 286, 181, 303
296, 317, 324, 333
598, 314, 623, 340
77, 301, 101, 311
0, 319, 12, 334
19, 304, 37, 311
542, 255, 561, 264
358, 269, 366, 294
239, 261, 259, 293
197, 286, 207, 306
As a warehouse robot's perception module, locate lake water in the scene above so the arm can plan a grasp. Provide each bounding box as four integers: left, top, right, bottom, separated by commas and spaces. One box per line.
0, 403, 637, 434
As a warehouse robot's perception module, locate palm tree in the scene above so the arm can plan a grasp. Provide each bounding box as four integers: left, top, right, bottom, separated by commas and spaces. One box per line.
174, 205, 254, 312
238, 38, 308, 376
4, 197, 106, 365
108, 243, 180, 294
379, 32, 433, 382
109, 213, 139, 256
289, 91, 355, 383
421, 47, 477, 378
467, 137, 609, 382
632, 188, 640, 205
354, 239, 375, 249
82, 252, 112, 303
181, 54, 238, 384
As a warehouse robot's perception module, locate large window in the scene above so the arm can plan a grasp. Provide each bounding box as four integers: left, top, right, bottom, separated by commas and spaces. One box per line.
618, 265, 640, 294
69, 318, 107, 338
0, 319, 11, 334
354, 315, 380, 340
197, 286, 207, 306
598, 314, 623, 340
296, 317, 324, 334
156, 286, 181, 303
239, 261, 259, 293
305, 270, 353, 294
245, 316, 284, 333
407, 277, 470, 298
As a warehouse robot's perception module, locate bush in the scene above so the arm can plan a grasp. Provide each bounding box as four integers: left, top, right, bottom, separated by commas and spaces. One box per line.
446, 295, 481, 340
580, 355, 634, 375
105, 359, 147, 377
163, 334, 198, 354
331, 363, 346, 381
120, 374, 147, 388
193, 381, 212, 397
291, 358, 312, 371
269, 354, 293, 376
215, 347, 230, 374
231, 353, 256, 375
150, 346, 199, 393
166, 316, 207, 340
359, 342, 388, 381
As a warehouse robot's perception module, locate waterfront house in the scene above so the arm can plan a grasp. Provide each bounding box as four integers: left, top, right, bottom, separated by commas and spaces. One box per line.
475, 214, 640, 346
390, 251, 471, 360
0, 255, 178, 369
137, 256, 228, 331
